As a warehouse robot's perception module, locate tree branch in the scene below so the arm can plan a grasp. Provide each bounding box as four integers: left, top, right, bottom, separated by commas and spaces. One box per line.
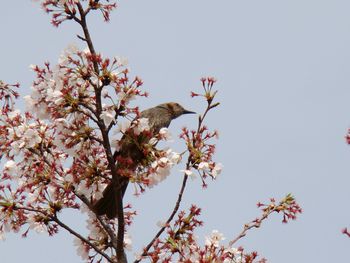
52, 215, 113, 262
27, 148, 120, 255
134, 174, 189, 263
76, 2, 99, 74
76, 194, 119, 250
75, 3, 126, 261
13, 205, 113, 262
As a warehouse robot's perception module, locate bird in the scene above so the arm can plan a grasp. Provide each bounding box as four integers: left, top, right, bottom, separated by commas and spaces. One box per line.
92, 102, 195, 219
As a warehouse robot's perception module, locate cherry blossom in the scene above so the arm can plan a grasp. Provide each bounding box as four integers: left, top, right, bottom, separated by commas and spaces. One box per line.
0, 2, 302, 263
205, 229, 225, 247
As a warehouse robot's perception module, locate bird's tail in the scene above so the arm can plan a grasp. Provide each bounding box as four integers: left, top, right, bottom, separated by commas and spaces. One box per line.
92, 179, 128, 219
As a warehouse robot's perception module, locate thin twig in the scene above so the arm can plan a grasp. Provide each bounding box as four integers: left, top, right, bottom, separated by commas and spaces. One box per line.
76, 2, 99, 74
229, 206, 278, 246
77, 34, 87, 42
134, 174, 189, 263
76, 194, 119, 249
52, 215, 113, 262
13, 205, 113, 262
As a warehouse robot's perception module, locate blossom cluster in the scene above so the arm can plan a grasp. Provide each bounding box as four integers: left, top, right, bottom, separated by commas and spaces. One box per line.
0, 43, 147, 246
0, 81, 19, 113
141, 205, 266, 263
26, 44, 144, 122
0, 44, 187, 261
256, 193, 302, 224
34, 0, 117, 26
0, 1, 304, 261
139, 194, 302, 263
113, 117, 182, 193
71, 204, 135, 261
180, 77, 222, 187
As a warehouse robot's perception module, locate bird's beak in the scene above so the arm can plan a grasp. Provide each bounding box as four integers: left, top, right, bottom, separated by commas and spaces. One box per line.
183, 109, 196, 115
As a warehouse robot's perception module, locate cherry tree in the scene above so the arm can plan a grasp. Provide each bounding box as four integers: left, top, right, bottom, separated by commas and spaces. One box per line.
0, 1, 302, 262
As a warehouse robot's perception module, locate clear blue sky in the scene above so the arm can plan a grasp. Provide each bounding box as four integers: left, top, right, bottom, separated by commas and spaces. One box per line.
1, 1, 350, 262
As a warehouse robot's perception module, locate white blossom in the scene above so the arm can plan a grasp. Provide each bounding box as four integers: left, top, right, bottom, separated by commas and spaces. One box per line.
111, 139, 121, 152
149, 137, 158, 145
124, 233, 132, 251
77, 180, 91, 197
114, 55, 128, 67
86, 214, 102, 239
47, 185, 57, 201
159, 127, 172, 141
181, 169, 196, 180
0, 231, 5, 241
100, 109, 116, 127
47, 88, 64, 105
198, 161, 209, 171
169, 151, 181, 164
118, 88, 136, 105
158, 157, 169, 165
58, 43, 79, 65
212, 163, 223, 178
23, 127, 42, 148
147, 149, 181, 187
23, 95, 35, 111
117, 120, 131, 134
27, 215, 46, 234
4, 160, 17, 176
223, 248, 243, 263
133, 118, 150, 135
101, 89, 109, 98
7, 109, 21, 120
205, 230, 225, 247
7, 124, 42, 154
73, 238, 89, 260
91, 75, 102, 87
79, 203, 90, 214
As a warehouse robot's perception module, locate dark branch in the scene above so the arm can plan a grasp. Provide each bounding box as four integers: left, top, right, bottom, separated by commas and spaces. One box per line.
75, 3, 126, 261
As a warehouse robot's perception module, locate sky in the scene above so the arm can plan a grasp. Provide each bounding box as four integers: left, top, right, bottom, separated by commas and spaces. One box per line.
1, 0, 350, 262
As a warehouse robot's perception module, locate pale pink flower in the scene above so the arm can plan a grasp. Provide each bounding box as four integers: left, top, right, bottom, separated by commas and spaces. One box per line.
27, 215, 47, 234
118, 88, 137, 105
0, 231, 5, 241
133, 118, 150, 135
181, 169, 196, 180
198, 161, 209, 171
117, 120, 131, 134
124, 233, 132, 251
7, 109, 21, 120
212, 163, 223, 178
169, 151, 181, 164
205, 230, 225, 247
114, 56, 128, 67
23, 127, 42, 148
100, 109, 115, 127
73, 238, 89, 260
159, 127, 172, 141
4, 160, 17, 176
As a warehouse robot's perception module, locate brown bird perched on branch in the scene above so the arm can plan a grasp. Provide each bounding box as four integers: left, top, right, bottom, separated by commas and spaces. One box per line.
93, 102, 195, 219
